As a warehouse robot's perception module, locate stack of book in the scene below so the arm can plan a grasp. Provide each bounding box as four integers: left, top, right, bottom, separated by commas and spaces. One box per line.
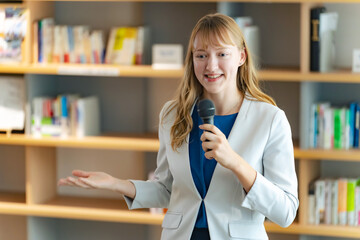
309, 178, 360, 226
31, 94, 100, 138
34, 18, 148, 65
309, 102, 360, 149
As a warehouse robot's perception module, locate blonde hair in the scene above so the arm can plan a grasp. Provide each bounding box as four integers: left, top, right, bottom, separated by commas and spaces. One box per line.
163, 13, 276, 151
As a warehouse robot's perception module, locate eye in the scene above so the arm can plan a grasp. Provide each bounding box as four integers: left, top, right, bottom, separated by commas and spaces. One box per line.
195, 54, 206, 59
219, 52, 229, 57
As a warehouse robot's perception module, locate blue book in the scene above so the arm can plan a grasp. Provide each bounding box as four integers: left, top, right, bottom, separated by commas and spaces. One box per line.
355, 103, 360, 148
61, 95, 68, 118
38, 20, 42, 62
349, 102, 357, 148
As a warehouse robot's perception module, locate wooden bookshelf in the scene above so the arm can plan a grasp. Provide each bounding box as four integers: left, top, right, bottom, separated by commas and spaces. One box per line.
1, 0, 360, 239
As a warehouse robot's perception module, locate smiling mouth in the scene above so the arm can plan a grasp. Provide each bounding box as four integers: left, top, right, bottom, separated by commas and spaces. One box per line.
205, 74, 223, 82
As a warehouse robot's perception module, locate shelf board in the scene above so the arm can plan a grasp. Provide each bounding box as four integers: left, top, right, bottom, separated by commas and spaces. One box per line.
0, 134, 159, 151
294, 147, 360, 161
301, 69, 360, 83
0, 192, 26, 204
265, 222, 360, 238
2, 134, 360, 161
0, 194, 358, 238
0, 63, 30, 74
22, 0, 360, 3
30, 64, 184, 78
2, 63, 360, 83
259, 68, 360, 83
0, 195, 164, 225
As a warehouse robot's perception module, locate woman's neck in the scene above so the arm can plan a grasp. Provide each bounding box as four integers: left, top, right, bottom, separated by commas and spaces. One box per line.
203, 91, 243, 116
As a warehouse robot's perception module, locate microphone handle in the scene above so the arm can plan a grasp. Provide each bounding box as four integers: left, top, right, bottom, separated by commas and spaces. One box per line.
202, 117, 214, 125
201, 117, 214, 153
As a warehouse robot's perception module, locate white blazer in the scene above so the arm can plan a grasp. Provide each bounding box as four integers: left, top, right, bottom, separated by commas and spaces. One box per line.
125, 97, 299, 240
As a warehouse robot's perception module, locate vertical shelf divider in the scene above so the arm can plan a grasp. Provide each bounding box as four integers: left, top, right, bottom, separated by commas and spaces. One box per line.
298, 158, 320, 225
26, 146, 57, 205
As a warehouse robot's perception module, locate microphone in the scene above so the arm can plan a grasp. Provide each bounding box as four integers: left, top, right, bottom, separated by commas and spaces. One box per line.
197, 99, 215, 125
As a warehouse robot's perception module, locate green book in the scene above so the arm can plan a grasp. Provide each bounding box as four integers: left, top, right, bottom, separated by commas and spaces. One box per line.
347, 179, 357, 226
333, 108, 342, 149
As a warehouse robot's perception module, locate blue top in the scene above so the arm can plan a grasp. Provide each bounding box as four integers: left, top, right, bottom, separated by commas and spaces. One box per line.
189, 104, 238, 228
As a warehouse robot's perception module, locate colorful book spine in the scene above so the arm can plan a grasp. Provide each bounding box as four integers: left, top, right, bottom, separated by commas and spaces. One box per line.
347, 179, 357, 225
331, 179, 339, 225
315, 179, 326, 224
333, 108, 342, 149
349, 102, 357, 148
338, 178, 348, 225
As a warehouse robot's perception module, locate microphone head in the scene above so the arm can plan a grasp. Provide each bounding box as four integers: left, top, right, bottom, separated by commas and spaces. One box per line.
197, 99, 215, 124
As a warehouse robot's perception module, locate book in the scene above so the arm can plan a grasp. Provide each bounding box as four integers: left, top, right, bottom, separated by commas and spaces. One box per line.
135, 26, 150, 65
309, 103, 318, 148
105, 27, 138, 65
319, 12, 338, 72
234, 16, 260, 68
310, 7, 326, 72
315, 179, 326, 224
0, 7, 27, 63
308, 182, 316, 224
0, 76, 25, 131
355, 180, 360, 225
32, 21, 38, 63
349, 102, 357, 148
40, 18, 55, 63
333, 108, 343, 149
355, 104, 360, 148
52, 25, 63, 63
338, 178, 348, 225
324, 179, 333, 224
323, 106, 333, 149
76, 96, 100, 137
347, 179, 357, 225
331, 179, 339, 225
90, 30, 105, 64
317, 102, 331, 148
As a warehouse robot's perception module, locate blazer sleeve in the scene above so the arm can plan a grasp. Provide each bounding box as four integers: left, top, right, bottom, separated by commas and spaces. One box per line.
124, 104, 173, 209
241, 109, 299, 227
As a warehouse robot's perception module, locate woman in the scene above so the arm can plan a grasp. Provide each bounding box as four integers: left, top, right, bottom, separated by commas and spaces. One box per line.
59, 13, 298, 240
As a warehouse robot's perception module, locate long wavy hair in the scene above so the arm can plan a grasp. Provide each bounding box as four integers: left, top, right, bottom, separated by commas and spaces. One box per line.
163, 13, 276, 151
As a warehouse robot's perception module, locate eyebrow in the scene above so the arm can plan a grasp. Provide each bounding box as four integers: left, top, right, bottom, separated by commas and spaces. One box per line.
194, 47, 231, 52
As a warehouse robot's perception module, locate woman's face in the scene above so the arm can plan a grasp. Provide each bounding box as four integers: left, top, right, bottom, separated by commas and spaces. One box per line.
193, 33, 245, 98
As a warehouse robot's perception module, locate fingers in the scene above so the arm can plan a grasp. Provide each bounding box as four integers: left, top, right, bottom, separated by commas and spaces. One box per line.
199, 124, 222, 135
78, 177, 97, 189
58, 178, 72, 186
72, 170, 91, 178
57, 176, 94, 189
204, 151, 214, 160
202, 141, 215, 152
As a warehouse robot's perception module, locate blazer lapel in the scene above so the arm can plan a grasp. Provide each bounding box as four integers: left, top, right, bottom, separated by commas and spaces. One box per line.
205, 97, 252, 199
173, 101, 202, 200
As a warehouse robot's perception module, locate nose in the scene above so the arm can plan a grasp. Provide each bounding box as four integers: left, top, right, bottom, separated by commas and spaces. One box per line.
205, 55, 218, 72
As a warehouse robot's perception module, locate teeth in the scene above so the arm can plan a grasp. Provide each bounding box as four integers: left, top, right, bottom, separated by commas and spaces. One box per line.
207, 75, 221, 79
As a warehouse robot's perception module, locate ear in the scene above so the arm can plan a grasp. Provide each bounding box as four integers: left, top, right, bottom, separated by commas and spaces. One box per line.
238, 49, 247, 67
